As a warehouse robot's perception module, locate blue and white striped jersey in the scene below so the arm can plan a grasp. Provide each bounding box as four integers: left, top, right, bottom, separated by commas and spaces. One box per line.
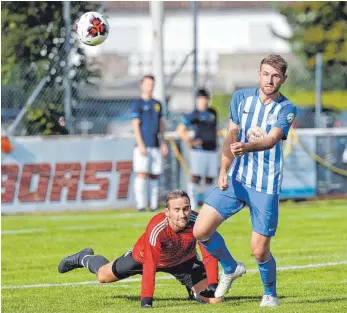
228, 88, 297, 194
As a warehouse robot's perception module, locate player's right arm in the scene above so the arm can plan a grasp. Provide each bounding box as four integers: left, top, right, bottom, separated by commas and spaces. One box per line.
176, 113, 201, 148
219, 92, 241, 190
131, 100, 147, 155
141, 219, 163, 307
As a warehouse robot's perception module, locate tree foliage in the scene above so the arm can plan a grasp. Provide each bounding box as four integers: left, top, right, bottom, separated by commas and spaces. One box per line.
1, 1, 99, 85
275, 1, 347, 89
1, 1, 100, 135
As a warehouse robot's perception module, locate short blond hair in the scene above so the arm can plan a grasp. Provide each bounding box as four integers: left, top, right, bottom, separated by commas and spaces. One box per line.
260, 54, 288, 75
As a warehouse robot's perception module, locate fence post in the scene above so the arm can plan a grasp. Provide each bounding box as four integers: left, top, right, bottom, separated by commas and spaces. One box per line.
192, 1, 198, 108
315, 52, 323, 128
150, 1, 166, 117
63, 1, 72, 132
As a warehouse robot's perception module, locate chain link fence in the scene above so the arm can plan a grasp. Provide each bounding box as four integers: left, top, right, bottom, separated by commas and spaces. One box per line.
1, 35, 138, 136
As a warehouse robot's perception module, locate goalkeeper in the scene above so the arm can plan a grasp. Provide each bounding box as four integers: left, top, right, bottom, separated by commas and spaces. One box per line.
58, 190, 223, 308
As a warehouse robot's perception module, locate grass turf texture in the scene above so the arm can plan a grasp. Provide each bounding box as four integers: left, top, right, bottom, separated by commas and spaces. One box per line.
2, 199, 347, 313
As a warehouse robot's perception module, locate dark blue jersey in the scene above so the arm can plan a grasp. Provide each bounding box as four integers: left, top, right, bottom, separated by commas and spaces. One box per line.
182, 108, 218, 151
131, 98, 162, 147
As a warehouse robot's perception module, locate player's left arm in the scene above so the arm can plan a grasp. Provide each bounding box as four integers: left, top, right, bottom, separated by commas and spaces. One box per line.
141, 226, 162, 308
231, 105, 297, 156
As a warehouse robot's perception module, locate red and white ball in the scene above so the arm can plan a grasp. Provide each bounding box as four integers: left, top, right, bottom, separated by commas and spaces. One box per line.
74, 12, 109, 46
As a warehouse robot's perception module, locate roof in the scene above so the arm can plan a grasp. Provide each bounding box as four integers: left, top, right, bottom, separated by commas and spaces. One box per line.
105, 1, 277, 11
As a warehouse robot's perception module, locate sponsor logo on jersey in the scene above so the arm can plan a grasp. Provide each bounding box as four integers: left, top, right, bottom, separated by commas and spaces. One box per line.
154, 103, 161, 112
267, 114, 277, 125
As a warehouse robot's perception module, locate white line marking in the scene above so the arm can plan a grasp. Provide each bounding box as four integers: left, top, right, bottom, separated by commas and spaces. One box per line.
1, 228, 47, 235
2, 261, 346, 290
2, 223, 147, 235
2, 212, 154, 222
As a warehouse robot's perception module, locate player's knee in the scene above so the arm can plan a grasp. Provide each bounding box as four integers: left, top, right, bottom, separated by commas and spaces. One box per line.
149, 174, 159, 180
96, 265, 111, 283
193, 225, 210, 241
252, 246, 268, 262
205, 177, 213, 185
191, 175, 201, 184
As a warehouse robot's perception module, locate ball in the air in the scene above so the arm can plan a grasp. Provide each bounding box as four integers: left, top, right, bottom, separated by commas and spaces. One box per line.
246, 126, 267, 143
74, 12, 109, 46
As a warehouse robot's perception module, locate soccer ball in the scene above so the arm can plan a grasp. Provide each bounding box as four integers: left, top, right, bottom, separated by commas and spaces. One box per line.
74, 12, 109, 46
246, 126, 267, 143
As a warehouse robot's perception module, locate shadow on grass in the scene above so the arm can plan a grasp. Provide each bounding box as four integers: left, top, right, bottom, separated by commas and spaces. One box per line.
293, 297, 347, 304
112, 295, 190, 302
111, 295, 289, 303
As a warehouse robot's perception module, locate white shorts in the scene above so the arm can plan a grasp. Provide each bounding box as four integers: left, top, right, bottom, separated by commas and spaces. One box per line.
133, 147, 163, 175
190, 149, 218, 178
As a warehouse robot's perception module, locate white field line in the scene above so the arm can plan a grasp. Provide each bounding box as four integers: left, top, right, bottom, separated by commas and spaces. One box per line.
2, 212, 154, 222
2, 223, 147, 235
2, 261, 346, 290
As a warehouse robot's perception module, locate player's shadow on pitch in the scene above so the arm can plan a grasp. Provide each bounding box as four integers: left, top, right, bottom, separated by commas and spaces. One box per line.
111, 295, 185, 302
294, 297, 347, 304
112, 295, 285, 303
224, 296, 262, 303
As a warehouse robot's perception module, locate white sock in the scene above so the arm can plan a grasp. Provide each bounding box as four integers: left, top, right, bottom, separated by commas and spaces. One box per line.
134, 176, 148, 210
188, 182, 199, 211
204, 184, 215, 202
149, 179, 159, 210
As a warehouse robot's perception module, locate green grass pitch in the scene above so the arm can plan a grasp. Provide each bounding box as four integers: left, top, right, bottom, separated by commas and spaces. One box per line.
2, 199, 347, 313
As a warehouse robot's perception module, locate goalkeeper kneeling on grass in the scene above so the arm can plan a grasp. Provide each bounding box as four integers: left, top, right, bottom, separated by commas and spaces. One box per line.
58, 190, 223, 308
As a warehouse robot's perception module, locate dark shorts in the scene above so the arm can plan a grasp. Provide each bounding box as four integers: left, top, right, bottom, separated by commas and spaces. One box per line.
112, 250, 207, 289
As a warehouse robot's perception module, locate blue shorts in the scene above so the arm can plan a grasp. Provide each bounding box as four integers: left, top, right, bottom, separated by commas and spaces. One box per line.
205, 178, 279, 236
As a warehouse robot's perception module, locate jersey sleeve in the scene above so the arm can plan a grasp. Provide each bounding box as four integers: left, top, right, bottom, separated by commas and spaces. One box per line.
198, 241, 219, 285
158, 102, 163, 119
182, 112, 194, 127
229, 91, 242, 125
131, 99, 142, 120
141, 220, 163, 299
273, 104, 297, 140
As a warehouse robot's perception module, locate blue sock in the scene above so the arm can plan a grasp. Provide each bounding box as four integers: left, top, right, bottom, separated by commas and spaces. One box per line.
257, 254, 277, 296
200, 232, 237, 274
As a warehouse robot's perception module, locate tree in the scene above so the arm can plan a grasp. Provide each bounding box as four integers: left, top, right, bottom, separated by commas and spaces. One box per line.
1, 1, 100, 134
274, 1, 347, 90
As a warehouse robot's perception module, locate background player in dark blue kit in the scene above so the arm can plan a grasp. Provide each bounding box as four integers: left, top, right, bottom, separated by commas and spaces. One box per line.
177, 89, 218, 211
131, 75, 168, 212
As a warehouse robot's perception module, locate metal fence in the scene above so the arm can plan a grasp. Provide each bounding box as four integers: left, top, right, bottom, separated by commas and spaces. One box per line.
2, 40, 347, 136
1, 35, 139, 136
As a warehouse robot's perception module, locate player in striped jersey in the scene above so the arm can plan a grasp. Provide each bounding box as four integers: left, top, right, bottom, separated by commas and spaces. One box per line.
193, 55, 297, 307
58, 190, 223, 308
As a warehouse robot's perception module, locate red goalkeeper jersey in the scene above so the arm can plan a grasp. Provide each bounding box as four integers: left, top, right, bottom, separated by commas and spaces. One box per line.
132, 211, 218, 299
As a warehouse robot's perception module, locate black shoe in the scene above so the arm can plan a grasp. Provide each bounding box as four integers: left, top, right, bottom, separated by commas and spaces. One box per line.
150, 207, 160, 212
138, 208, 146, 212
186, 286, 196, 300
58, 248, 94, 273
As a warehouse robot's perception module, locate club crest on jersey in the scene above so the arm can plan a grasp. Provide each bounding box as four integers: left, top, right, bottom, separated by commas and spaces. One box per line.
154, 103, 161, 112
267, 114, 277, 125
287, 113, 294, 123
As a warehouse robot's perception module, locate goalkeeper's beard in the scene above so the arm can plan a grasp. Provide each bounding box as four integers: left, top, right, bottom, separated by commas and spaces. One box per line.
168, 216, 189, 232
